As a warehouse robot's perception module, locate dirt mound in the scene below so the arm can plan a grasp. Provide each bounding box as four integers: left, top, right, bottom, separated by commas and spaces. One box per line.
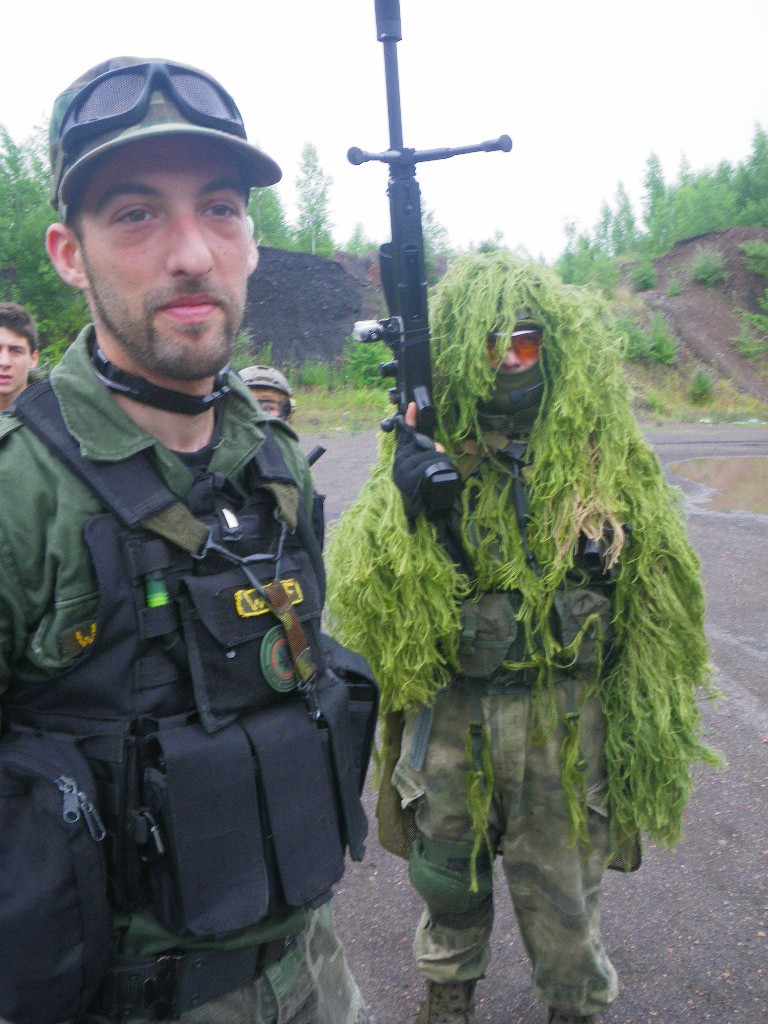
627, 227, 768, 403
244, 247, 384, 366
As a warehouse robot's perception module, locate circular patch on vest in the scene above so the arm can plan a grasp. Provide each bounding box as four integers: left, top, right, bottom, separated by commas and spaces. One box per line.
260, 625, 297, 692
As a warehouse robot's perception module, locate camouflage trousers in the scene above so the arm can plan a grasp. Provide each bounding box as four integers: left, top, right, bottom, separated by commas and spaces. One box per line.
151, 904, 368, 1024
392, 681, 619, 1018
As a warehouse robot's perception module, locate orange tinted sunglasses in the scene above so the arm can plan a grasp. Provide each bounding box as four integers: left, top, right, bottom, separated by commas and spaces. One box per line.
487, 330, 543, 362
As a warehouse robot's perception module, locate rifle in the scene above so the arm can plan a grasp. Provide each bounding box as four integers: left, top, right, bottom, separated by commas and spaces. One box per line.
349, 0, 512, 445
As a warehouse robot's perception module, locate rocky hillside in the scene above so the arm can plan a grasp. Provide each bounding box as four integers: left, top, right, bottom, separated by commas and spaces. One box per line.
621, 226, 768, 404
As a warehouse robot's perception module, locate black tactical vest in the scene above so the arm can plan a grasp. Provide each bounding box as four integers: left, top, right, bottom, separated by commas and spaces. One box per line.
10, 381, 377, 939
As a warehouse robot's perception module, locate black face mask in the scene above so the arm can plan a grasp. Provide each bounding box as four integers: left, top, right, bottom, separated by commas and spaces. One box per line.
477, 362, 544, 437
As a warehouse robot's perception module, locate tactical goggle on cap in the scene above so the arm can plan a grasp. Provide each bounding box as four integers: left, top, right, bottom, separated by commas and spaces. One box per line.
49, 56, 282, 218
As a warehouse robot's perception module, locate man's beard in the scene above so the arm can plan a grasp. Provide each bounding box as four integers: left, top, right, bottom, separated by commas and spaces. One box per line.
84, 258, 244, 383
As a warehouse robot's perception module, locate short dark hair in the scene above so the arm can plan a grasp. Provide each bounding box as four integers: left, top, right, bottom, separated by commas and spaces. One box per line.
0, 303, 39, 354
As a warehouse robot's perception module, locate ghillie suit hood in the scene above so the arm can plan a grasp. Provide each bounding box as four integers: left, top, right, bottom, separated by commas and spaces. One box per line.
327, 251, 721, 861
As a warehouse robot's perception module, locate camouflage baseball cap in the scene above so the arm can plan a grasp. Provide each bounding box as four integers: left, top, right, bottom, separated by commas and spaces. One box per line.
49, 56, 282, 217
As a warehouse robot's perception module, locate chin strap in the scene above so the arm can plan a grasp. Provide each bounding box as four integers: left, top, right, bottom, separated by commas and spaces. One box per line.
92, 344, 231, 416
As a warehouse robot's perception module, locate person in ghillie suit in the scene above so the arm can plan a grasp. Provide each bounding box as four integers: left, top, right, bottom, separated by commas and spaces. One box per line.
326, 251, 722, 1024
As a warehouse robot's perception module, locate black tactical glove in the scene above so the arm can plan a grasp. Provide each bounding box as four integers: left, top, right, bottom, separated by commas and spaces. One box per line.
392, 422, 461, 532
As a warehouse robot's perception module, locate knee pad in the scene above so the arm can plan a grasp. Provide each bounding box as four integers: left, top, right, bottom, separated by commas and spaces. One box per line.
408, 835, 493, 928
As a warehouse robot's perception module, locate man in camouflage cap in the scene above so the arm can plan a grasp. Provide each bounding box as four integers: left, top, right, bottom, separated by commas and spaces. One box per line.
0, 57, 370, 1024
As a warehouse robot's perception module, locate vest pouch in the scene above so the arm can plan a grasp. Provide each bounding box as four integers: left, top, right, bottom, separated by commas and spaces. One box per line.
179, 556, 322, 733
457, 591, 520, 678
551, 585, 614, 680
141, 721, 269, 937
311, 670, 371, 862
321, 635, 379, 795
240, 700, 345, 908
0, 732, 111, 1024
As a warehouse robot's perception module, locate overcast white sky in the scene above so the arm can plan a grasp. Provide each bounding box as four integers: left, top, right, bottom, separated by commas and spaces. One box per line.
3, 0, 767, 262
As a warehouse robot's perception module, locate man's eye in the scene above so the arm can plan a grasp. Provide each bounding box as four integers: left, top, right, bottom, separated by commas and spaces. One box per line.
209, 203, 236, 216
117, 208, 151, 224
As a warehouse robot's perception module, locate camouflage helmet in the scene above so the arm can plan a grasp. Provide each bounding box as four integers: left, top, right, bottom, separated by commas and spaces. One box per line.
239, 365, 296, 415
49, 56, 282, 217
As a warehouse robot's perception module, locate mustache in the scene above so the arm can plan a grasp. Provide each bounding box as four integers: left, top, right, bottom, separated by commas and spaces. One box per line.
146, 279, 231, 310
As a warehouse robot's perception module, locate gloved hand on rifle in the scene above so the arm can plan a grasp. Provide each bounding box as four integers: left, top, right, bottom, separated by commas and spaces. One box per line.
392, 403, 461, 532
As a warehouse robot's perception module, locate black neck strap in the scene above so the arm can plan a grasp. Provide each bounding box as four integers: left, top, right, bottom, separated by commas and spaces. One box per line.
92, 344, 231, 416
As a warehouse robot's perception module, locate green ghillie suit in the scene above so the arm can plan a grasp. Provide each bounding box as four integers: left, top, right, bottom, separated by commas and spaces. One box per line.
326, 251, 720, 864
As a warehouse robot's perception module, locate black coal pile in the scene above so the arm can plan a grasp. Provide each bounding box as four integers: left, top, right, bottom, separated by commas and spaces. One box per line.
244, 247, 384, 367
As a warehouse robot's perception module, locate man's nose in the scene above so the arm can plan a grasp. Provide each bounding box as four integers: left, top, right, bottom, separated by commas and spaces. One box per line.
165, 214, 215, 278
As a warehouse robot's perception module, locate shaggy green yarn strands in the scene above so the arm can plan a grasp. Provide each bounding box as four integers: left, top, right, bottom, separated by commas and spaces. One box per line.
327, 250, 721, 850
327, 431, 469, 714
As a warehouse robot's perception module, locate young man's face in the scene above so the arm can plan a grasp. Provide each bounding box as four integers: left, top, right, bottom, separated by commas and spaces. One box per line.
0, 327, 38, 410
48, 135, 258, 390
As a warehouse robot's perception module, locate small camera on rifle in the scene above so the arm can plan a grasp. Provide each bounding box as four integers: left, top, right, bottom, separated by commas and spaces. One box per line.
353, 316, 403, 346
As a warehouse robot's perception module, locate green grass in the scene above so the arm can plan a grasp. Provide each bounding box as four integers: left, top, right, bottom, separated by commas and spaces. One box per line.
291, 384, 392, 433
625, 363, 768, 423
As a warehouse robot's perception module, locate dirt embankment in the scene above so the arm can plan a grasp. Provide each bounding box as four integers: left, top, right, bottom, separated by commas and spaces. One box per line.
624, 226, 768, 404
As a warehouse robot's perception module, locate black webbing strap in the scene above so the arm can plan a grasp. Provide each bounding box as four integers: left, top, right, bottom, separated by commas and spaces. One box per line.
14, 380, 185, 531
93, 939, 290, 1020
497, 440, 539, 574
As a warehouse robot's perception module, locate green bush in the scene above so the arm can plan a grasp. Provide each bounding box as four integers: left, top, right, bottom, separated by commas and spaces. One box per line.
342, 334, 390, 389
740, 239, 768, 278
629, 260, 657, 292
730, 323, 768, 359
617, 311, 677, 365
617, 313, 652, 361
297, 359, 343, 389
667, 278, 682, 296
690, 248, 729, 287
644, 389, 667, 416
689, 369, 714, 405
648, 312, 677, 365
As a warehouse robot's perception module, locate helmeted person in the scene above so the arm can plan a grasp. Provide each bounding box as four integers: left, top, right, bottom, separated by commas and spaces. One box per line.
240, 364, 326, 549
0, 57, 376, 1024
240, 364, 296, 422
327, 251, 721, 1024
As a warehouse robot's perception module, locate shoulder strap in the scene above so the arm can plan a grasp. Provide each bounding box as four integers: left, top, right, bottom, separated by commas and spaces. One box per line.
251, 427, 326, 604
15, 380, 181, 530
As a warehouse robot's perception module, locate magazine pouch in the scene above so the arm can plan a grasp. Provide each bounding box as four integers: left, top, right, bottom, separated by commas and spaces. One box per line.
142, 720, 268, 937
0, 732, 111, 1024
240, 701, 345, 907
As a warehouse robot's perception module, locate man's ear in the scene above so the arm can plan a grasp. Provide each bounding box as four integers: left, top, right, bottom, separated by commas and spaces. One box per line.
46, 223, 89, 291
246, 233, 259, 277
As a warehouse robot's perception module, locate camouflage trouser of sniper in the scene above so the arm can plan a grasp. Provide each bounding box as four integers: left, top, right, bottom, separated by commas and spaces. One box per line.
151, 904, 369, 1024
393, 681, 619, 1019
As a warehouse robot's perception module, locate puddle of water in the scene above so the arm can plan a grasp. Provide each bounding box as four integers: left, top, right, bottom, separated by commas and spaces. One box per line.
669, 457, 768, 514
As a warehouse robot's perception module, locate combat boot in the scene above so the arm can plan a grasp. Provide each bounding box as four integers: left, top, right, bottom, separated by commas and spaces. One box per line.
547, 1009, 596, 1024
412, 980, 477, 1024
